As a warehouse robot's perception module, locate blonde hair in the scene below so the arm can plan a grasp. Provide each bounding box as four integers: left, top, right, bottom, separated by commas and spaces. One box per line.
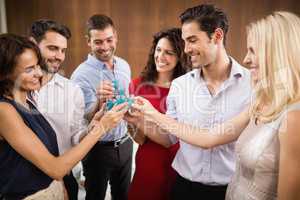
247, 11, 300, 122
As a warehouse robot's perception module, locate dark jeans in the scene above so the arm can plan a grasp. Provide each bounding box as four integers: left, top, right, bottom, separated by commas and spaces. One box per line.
63, 172, 78, 200
171, 174, 228, 200
83, 139, 133, 200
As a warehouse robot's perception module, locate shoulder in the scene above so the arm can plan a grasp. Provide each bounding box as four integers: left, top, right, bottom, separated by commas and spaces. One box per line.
115, 56, 131, 72
129, 77, 143, 94
0, 102, 19, 119
284, 105, 300, 128
279, 102, 300, 137
115, 56, 130, 66
71, 61, 94, 79
172, 70, 195, 85
231, 57, 251, 79
131, 77, 142, 87
55, 74, 69, 83
278, 103, 300, 160
56, 74, 79, 90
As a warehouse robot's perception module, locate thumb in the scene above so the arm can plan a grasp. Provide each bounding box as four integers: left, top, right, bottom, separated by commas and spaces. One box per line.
94, 103, 106, 120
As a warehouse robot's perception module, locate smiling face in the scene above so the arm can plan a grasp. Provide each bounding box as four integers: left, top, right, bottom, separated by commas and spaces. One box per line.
37, 31, 67, 74
88, 26, 117, 63
12, 49, 43, 92
154, 37, 178, 74
182, 21, 218, 69
243, 34, 259, 84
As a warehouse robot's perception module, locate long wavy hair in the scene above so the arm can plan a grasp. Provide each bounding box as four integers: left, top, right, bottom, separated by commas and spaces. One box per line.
248, 11, 300, 122
0, 34, 43, 98
140, 28, 190, 83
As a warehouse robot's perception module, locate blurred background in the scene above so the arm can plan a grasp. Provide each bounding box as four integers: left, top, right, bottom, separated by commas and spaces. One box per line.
1, 0, 300, 78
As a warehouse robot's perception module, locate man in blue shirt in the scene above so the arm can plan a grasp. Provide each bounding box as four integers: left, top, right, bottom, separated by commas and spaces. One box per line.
71, 14, 132, 200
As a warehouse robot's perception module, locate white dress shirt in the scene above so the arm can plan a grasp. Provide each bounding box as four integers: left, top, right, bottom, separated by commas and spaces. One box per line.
34, 73, 87, 154
166, 58, 252, 185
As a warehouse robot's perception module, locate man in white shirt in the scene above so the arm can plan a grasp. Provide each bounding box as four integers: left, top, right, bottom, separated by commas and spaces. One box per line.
126, 4, 251, 200
29, 19, 86, 200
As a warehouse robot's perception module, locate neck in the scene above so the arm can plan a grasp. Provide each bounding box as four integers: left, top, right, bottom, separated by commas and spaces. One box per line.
104, 59, 114, 70
11, 89, 28, 107
92, 53, 114, 70
155, 72, 173, 88
201, 48, 231, 84
41, 71, 55, 86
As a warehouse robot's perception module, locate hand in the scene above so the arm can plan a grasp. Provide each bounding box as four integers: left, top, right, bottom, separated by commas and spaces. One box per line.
132, 96, 159, 118
124, 111, 143, 127
96, 80, 115, 103
87, 103, 105, 131
97, 102, 128, 133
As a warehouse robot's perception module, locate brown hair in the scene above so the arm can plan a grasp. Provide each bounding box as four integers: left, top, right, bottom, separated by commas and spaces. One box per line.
0, 33, 43, 97
141, 28, 190, 83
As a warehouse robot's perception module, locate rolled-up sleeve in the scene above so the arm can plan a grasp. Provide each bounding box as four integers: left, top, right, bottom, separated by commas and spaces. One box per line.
166, 82, 180, 144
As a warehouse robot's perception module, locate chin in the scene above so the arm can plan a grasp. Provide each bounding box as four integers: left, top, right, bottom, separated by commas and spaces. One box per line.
191, 64, 202, 69
48, 67, 60, 74
156, 68, 173, 73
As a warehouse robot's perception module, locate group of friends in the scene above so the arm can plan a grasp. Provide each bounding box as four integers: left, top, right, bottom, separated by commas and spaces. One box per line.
0, 3, 300, 200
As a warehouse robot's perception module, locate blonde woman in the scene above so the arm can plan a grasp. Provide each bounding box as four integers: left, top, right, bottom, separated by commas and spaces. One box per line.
225, 11, 300, 200
132, 11, 300, 199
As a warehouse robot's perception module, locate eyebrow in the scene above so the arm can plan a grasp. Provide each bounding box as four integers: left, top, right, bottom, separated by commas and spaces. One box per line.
24, 65, 36, 70
156, 46, 175, 52
47, 44, 67, 50
185, 35, 197, 41
94, 36, 114, 41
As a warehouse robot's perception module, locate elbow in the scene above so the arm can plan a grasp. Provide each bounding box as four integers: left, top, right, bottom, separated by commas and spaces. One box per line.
48, 169, 66, 180
44, 162, 67, 180
195, 140, 217, 149
162, 142, 172, 148
160, 140, 173, 148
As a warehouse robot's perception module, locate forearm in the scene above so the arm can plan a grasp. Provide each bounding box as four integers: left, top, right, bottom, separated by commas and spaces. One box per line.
84, 101, 100, 122
46, 125, 105, 180
150, 110, 249, 149
137, 120, 172, 148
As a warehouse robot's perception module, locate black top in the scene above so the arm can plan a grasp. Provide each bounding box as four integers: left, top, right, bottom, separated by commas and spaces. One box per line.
0, 97, 59, 200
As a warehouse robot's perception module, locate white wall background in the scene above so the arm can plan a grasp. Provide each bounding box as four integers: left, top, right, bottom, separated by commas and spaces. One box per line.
0, 0, 7, 33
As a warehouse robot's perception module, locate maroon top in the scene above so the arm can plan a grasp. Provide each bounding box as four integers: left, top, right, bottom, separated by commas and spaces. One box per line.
128, 77, 179, 200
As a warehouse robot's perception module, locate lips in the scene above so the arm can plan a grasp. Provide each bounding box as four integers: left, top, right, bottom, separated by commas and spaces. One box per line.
47, 60, 61, 68
157, 62, 168, 68
32, 79, 40, 85
190, 55, 198, 62
97, 49, 112, 56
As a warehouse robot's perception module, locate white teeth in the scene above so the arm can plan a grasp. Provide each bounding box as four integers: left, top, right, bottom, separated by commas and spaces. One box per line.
157, 62, 167, 67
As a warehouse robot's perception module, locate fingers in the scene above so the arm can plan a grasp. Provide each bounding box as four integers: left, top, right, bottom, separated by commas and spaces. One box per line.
110, 102, 128, 112
131, 102, 144, 112
134, 96, 147, 105
96, 80, 115, 100
128, 108, 142, 117
92, 102, 106, 121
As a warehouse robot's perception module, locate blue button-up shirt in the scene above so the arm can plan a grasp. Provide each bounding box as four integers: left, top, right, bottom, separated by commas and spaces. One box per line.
166, 57, 252, 185
71, 54, 131, 141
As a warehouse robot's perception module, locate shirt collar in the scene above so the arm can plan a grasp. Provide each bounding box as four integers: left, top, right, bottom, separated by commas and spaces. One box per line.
86, 54, 117, 70
48, 73, 64, 88
229, 57, 244, 80
190, 57, 244, 82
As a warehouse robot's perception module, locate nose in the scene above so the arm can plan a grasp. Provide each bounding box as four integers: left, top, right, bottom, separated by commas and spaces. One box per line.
243, 53, 251, 66
184, 43, 191, 54
99, 41, 109, 51
35, 65, 43, 78
157, 51, 164, 59
55, 50, 65, 61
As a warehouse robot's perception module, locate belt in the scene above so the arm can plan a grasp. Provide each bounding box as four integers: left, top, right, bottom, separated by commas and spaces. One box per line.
98, 135, 130, 148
